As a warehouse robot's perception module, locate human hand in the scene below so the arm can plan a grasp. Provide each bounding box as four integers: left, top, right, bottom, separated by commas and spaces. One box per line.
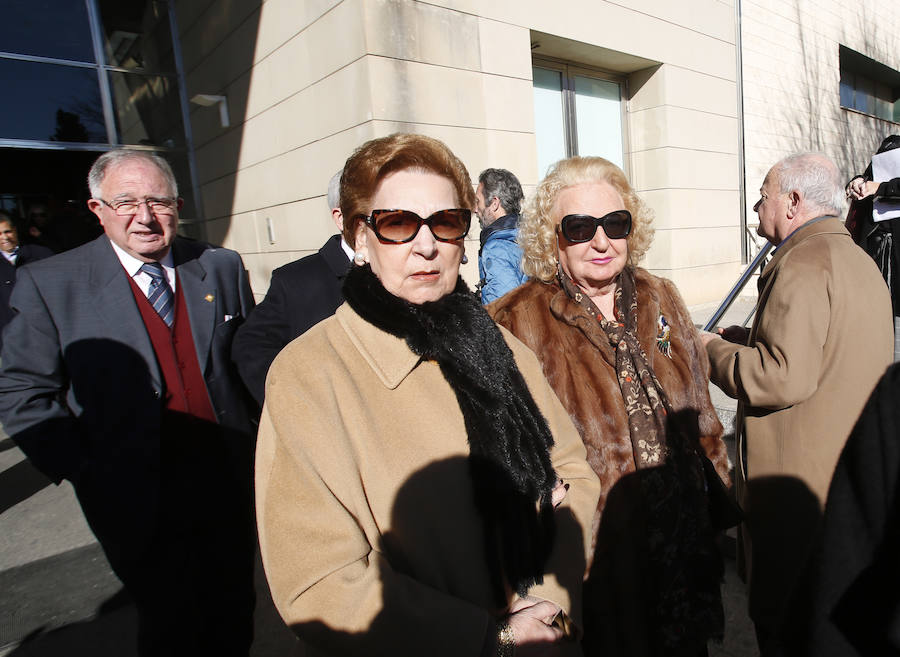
717, 325, 750, 344
550, 479, 568, 507
505, 598, 565, 656
847, 177, 878, 200
698, 329, 719, 347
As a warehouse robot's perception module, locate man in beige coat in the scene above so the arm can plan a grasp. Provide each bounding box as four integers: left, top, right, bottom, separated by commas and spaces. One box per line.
701, 152, 893, 652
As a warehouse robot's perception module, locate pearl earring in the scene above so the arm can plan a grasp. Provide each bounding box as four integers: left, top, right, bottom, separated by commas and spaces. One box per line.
354, 251, 366, 265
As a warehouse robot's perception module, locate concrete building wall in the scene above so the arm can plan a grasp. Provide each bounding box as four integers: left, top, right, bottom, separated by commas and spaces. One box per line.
741, 0, 900, 242
179, 0, 744, 303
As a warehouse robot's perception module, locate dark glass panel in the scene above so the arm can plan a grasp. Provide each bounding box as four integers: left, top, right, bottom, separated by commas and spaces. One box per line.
0, 0, 94, 62
0, 59, 106, 143
97, 0, 175, 72
108, 71, 184, 148
0, 148, 102, 253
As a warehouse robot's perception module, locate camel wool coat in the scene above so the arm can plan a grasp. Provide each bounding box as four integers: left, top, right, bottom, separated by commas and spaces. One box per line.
256, 303, 601, 657
705, 216, 893, 634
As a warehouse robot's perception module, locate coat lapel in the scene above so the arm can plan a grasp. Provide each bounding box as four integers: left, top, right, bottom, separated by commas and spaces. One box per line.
174, 239, 215, 376
89, 236, 162, 390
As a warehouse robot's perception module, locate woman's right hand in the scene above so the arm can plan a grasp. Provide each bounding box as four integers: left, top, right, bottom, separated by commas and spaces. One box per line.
505, 598, 565, 656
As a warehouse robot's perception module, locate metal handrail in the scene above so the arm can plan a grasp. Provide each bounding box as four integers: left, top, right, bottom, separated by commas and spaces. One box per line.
703, 241, 773, 331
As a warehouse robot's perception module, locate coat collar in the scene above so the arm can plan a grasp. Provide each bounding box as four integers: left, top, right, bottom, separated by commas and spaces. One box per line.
546, 268, 663, 367
335, 302, 421, 389
763, 216, 848, 278
320, 234, 353, 279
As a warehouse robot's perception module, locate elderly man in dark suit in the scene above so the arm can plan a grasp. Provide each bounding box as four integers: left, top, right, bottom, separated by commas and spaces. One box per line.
0, 212, 53, 349
232, 169, 352, 405
0, 150, 257, 656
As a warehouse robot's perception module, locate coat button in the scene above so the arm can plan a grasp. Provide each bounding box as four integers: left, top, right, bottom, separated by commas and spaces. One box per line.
153, 390, 161, 399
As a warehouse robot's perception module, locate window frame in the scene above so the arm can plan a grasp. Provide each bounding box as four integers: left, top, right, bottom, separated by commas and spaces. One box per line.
532, 56, 630, 177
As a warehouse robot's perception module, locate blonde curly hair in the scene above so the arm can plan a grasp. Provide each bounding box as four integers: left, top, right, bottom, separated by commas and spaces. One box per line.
519, 157, 655, 282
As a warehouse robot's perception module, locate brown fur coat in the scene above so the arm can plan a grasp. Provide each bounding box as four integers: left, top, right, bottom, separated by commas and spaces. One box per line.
488, 269, 730, 539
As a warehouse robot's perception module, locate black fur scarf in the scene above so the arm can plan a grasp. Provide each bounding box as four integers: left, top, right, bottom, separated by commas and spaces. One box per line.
343, 263, 558, 604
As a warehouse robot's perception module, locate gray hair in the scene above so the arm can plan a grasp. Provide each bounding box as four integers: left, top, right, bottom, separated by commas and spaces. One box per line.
327, 169, 342, 211
771, 152, 845, 216
478, 168, 524, 215
87, 150, 178, 199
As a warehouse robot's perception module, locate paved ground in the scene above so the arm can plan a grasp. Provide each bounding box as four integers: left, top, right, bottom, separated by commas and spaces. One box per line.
0, 295, 761, 656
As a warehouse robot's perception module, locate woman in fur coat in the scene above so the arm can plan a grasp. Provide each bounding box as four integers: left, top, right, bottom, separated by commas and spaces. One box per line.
488, 156, 732, 657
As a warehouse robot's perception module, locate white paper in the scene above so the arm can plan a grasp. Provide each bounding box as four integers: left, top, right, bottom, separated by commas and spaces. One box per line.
871, 148, 900, 222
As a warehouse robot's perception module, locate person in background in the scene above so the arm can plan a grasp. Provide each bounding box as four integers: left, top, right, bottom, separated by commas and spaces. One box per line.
0, 150, 258, 656
0, 212, 53, 350
489, 156, 731, 657
256, 133, 600, 656
475, 168, 529, 303
702, 152, 893, 655
845, 134, 900, 360
232, 169, 351, 406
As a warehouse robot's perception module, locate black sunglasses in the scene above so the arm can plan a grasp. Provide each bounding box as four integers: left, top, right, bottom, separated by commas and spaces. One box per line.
363, 208, 471, 244
557, 210, 632, 243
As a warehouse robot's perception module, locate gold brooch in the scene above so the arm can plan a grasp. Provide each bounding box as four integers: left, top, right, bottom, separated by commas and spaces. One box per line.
204, 294, 215, 303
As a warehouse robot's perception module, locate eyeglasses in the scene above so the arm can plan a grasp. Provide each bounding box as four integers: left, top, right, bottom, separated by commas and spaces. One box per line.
363, 208, 471, 243
557, 210, 632, 243
97, 198, 178, 216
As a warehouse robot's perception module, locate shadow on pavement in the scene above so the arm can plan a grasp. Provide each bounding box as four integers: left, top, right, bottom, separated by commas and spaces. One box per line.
0, 459, 52, 515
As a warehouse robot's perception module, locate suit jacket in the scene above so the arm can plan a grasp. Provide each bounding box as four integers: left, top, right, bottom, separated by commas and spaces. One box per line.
0, 234, 256, 577
706, 217, 893, 635
233, 233, 350, 405
0, 243, 54, 344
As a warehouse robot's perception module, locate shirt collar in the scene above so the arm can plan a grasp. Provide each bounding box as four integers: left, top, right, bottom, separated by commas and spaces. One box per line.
108, 238, 175, 276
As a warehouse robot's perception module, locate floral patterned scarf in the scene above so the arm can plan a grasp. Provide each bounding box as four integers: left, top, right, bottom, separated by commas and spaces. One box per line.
559, 266, 724, 655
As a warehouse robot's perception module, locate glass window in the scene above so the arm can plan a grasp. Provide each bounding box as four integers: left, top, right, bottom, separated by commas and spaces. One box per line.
533, 67, 567, 178
532, 63, 625, 176
108, 71, 185, 148
0, 0, 94, 62
97, 0, 175, 72
0, 58, 105, 142
839, 46, 900, 123
574, 75, 623, 169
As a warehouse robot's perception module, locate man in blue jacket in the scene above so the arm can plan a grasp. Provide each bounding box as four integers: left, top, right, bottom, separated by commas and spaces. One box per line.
475, 168, 528, 303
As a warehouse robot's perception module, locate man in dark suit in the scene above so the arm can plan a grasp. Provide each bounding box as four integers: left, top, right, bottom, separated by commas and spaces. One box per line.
233, 169, 352, 405
0, 150, 257, 656
0, 212, 54, 349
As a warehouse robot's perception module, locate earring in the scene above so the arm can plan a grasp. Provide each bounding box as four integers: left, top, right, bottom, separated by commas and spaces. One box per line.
461, 253, 468, 265
354, 251, 366, 265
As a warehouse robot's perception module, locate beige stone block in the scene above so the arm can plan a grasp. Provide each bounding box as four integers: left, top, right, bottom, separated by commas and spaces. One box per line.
643, 226, 741, 271
202, 129, 366, 220
255, 0, 342, 61
178, 0, 261, 72
234, 60, 372, 172
242, 250, 311, 298
477, 18, 533, 78
368, 57, 534, 133
243, 0, 367, 118
629, 65, 737, 117
613, 0, 735, 42
630, 149, 739, 191
362, 0, 481, 71
254, 198, 343, 256
204, 212, 261, 253
640, 189, 742, 230
649, 261, 744, 306
629, 105, 738, 154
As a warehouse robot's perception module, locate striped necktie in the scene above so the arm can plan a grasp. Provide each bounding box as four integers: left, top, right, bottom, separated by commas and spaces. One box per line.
140, 262, 174, 327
